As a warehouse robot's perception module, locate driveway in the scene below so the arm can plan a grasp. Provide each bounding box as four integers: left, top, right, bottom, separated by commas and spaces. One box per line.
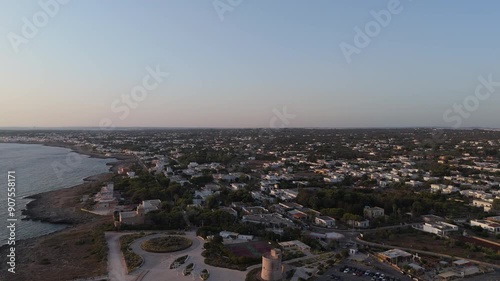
105, 232, 135, 281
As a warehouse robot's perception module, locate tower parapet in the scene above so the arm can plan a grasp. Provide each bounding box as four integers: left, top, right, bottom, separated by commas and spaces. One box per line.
261, 249, 283, 281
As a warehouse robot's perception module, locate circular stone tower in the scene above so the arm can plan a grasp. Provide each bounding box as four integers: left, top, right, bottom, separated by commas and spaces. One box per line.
261, 248, 283, 281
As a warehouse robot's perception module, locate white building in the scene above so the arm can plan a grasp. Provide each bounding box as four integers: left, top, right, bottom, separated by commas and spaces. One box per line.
142, 199, 161, 213
324, 175, 344, 183
315, 216, 336, 228
237, 234, 254, 241
281, 189, 299, 200
442, 186, 460, 194
431, 184, 459, 194
431, 184, 446, 192
230, 183, 247, 191
349, 219, 370, 228
471, 219, 500, 233
278, 240, 311, 252
94, 182, 116, 210
364, 206, 385, 219
472, 199, 493, 212
219, 231, 253, 241
405, 180, 423, 187
118, 199, 161, 225
219, 231, 239, 239
414, 222, 458, 237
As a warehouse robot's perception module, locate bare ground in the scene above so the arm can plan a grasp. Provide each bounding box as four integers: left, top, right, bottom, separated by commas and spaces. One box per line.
0, 144, 136, 281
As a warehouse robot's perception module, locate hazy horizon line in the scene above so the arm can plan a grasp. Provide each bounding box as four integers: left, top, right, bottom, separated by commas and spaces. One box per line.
1, 126, 498, 131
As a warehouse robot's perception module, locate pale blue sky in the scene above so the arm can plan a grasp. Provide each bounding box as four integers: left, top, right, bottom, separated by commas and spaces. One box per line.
1, 0, 499, 128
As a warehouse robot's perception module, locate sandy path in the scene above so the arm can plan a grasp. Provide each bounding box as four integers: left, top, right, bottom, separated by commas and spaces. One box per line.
106, 232, 135, 281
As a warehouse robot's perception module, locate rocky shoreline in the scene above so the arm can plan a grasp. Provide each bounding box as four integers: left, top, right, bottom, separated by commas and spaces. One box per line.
14, 141, 135, 224
21, 172, 114, 225
0, 142, 137, 281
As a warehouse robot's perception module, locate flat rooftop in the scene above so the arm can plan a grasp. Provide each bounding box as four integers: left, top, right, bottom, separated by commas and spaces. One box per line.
379, 249, 412, 259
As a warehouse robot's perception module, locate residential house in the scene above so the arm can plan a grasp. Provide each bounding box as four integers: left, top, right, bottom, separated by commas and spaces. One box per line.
242, 213, 295, 228
288, 209, 308, 221
348, 219, 370, 228
118, 199, 161, 225
413, 222, 459, 237
472, 199, 493, 212
364, 206, 385, 219
278, 240, 311, 252
315, 216, 336, 228
471, 219, 500, 233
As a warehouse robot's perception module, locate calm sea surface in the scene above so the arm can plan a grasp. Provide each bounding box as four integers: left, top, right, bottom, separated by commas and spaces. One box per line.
0, 143, 116, 245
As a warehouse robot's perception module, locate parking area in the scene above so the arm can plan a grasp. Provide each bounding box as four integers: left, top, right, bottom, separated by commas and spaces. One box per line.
461, 270, 500, 281
317, 258, 411, 281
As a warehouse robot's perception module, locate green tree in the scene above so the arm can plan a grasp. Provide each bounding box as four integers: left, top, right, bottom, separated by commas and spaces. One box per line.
493, 199, 500, 211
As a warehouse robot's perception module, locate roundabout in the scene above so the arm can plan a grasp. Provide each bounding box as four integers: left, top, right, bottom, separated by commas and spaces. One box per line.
141, 236, 193, 253
106, 231, 248, 281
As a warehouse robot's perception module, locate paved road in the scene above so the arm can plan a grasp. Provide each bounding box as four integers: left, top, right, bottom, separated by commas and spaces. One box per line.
311, 224, 415, 234
106, 230, 329, 281
105, 232, 135, 281
356, 237, 500, 270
